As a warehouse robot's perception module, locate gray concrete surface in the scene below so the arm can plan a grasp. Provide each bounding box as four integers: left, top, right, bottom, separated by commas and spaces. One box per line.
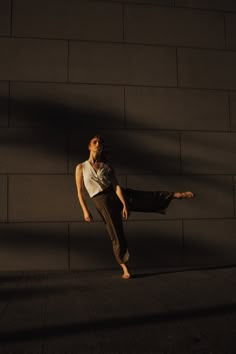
0, 266, 235, 354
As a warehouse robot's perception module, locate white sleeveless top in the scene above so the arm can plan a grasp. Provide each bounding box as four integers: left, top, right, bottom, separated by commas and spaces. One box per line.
82, 160, 112, 198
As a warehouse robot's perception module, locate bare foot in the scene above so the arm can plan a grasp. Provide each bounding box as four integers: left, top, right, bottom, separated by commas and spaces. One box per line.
120, 263, 131, 279
174, 191, 195, 199
122, 273, 131, 279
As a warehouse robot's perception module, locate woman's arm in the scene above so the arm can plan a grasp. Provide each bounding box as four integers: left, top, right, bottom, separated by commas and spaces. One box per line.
75, 164, 93, 222
110, 168, 129, 220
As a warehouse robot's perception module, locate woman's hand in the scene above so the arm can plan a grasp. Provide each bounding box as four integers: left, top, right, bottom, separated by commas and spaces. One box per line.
84, 210, 93, 222
122, 205, 129, 220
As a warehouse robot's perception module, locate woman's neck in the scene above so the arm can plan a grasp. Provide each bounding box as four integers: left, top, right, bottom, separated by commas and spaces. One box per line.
89, 153, 100, 164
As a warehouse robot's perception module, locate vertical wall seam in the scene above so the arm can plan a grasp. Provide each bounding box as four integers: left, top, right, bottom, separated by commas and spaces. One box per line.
124, 86, 126, 128
122, 3, 125, 42
66, 133, 70, 175
182, 219, 185, 266
6, 175, 9, 222
179, 131, 183, 174
67, 40, 70, 83
8, 81, 11, 128
176, 48, 179, 88
68, 223, 71, 270
232, 176, 236, 217
10, 0, 13, 36
228, 90, 232, 131
223, 13, 227, 50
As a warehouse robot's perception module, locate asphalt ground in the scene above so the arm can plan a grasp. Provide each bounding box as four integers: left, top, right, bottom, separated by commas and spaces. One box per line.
0, 266, 235, 354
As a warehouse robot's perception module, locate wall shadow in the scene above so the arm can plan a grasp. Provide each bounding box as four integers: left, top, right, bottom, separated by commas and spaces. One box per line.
0, 93, 235, 270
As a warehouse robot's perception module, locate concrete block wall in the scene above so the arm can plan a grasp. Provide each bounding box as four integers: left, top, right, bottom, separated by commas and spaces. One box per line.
1, 0, 236, 271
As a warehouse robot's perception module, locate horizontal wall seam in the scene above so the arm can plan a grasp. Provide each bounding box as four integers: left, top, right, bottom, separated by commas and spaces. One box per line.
10, 0, 236, 14
2, 173, 236, 176
3, 79, 236, 95
174, 5, 236, 14
5, 80, 236, 93
92, 0, 174, 9
3, 79, 236, 93
1, 128, 235, 133
1, 36, 235, 53
1, 216, 236, 225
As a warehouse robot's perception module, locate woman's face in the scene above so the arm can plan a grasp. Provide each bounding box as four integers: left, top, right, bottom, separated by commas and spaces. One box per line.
88, 137, 103, 154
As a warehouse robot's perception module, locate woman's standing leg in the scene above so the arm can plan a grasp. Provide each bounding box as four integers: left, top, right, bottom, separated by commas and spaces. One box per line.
93, 191, 130, 278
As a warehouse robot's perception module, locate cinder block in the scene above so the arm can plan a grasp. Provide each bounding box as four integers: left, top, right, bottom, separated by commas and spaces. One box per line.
184, 219, 236, 266
70, 222, 119, 270
124, 220, 183, 267
126, 87, 229, 131
69, 42, 177, 86
9, 175, 85, 222
175, 0, 236, 11
0, 128, 67, 173
0, 81, 9, 127
0, 0, 10, 35
8, 173, 113, 223
69, 130, 180, 174
0, 176, 7, 222
178, 48, 236, 90
127, 175, 234, 219
13, 0, 122, 41
0, 223, 68, 271
125, 5, 224, 49
0, 38, 67, 82
10, 82, 124, 128
226, 14, 236, 50
182, 132, 236, 174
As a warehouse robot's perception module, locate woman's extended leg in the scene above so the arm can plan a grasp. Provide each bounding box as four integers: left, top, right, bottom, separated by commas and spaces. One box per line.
123, 189, 173, 213
123, 188, 195, 214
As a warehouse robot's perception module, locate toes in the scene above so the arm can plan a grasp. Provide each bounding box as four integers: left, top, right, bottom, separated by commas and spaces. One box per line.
186, 191, 195, 198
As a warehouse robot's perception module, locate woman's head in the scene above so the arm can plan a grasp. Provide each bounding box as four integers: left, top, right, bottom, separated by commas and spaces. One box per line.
88, 134, 108, 161
88, 135, 104, 152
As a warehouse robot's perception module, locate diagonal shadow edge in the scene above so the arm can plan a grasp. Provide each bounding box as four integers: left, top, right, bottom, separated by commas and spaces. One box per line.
0, 303, 236, 343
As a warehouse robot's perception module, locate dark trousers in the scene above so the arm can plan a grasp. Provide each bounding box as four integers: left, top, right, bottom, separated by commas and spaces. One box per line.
93, 187, 174, 265
123, 188, 174, 214
93, 188, 129, 265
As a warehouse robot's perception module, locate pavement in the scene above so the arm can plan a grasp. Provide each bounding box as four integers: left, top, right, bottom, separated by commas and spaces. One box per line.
0, 266, 236, 354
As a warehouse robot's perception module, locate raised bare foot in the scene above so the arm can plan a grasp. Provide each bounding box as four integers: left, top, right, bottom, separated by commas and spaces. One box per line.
174, 191, 195, 199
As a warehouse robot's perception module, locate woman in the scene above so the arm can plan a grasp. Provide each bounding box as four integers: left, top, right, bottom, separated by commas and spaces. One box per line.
75, 135, 195, 279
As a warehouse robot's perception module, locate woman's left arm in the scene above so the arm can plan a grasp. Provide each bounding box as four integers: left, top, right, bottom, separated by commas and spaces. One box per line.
110, 167, 129, 220
116, 184, 129, 220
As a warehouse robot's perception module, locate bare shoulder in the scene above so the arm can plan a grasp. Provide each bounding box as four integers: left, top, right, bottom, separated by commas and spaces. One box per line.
75, 163, 83, 175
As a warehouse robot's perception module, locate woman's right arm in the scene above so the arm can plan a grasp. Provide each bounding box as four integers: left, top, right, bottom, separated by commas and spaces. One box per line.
75, 164, 93, 222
